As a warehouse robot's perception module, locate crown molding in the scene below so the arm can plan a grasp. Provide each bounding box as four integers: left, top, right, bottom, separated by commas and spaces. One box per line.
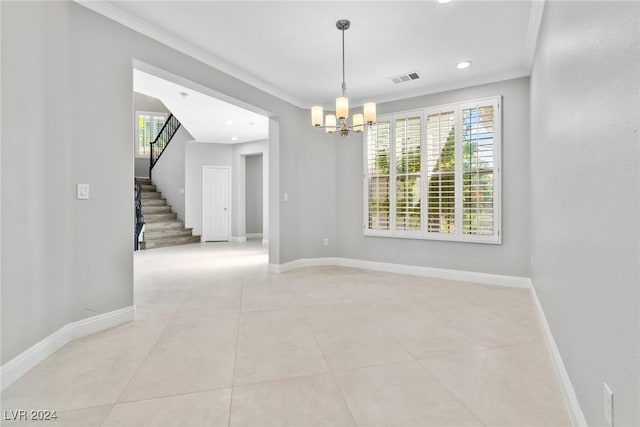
74, 0, 306, 108
525, 0, 546, 72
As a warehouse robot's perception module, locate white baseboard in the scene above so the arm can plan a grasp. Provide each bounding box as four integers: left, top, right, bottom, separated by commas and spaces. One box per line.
0, 305, 135, 390
269, 257, 339, 274
269, 257, 530, 288
246, 233, 263, 239
530, 282, 587, 427
230, 236, 247, 243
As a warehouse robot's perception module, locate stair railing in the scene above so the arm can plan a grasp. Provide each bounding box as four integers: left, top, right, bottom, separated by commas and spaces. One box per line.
149, 113, 181, 179
134, 178, 144, 251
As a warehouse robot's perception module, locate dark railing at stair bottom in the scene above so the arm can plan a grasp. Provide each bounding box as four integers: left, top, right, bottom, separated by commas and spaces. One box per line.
134, 178, 144, 251
149, 113, 181, 179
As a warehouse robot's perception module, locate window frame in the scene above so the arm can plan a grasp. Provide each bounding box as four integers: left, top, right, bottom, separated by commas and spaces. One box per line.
135, 111, 168, 158
362, 96, 502, 244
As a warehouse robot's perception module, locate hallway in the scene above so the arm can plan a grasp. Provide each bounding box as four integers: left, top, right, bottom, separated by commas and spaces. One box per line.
2, 242, 570, 426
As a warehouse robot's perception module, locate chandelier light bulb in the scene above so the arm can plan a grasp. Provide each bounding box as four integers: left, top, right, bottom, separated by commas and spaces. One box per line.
325, 114, 337, 134
353, 113, 364, 133
311, 106, 324, 127
364, 102, 376, 125
336, 97, 349, 120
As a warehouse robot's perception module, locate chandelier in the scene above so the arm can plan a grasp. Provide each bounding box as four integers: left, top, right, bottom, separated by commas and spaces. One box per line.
311, 19, 376, 137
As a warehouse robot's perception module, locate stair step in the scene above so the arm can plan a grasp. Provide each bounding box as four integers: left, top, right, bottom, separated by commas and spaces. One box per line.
141, 192, 161, 199
136, 177, 152, 185
144, 212, 177, 222
141, 198, 167, 207
141, 235, 201, 250
142, 206, 171, 214
141, 184, 156, 192
144, 228, 194, 240
144, 221, 184, 231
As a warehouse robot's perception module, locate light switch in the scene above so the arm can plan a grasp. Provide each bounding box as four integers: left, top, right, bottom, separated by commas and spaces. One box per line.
77, 184, 90, 200
283, 192, 289, 202
179, 188, 185, 194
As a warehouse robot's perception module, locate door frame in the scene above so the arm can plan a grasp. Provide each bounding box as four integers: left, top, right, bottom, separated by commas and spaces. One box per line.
201, 165, 232, 242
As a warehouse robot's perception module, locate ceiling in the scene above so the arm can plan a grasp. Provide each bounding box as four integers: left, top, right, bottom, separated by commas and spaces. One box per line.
86, 1, 544, 109
134, 69, 269, 144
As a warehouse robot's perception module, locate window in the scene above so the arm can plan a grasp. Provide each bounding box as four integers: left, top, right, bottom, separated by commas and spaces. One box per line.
136, 111, 166, 157
363, 96, 501, 243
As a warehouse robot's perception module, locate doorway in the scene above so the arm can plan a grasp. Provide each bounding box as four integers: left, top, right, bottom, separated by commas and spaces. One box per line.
245, 154, 263, 241
202, 165, 231, 241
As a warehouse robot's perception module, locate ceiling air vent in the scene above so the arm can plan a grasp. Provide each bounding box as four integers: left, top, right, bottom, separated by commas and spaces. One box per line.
389, 72, 420, 84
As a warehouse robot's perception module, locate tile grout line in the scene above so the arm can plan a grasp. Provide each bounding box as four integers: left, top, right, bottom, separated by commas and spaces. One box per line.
100, 281, 193, 425
413, 357, 488, 427
227, 275, 246, 427
107, 383, 235, 406
290, 288, 360, 427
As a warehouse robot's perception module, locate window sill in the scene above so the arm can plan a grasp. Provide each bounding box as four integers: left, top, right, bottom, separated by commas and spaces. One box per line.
363, 231, 501, 245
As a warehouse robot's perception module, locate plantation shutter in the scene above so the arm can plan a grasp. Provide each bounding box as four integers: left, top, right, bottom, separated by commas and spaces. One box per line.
137, 112, 166, 156
394, 116, 422, 231
426, 111, 456, 234
362, 96, 500, 243
152, 115, 166, 149
462, 104, 496, 236
366, 120, 391, 231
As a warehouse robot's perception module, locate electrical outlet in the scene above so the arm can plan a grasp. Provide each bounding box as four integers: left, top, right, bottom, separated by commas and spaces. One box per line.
604, 383, 613, 427
323, 238, 329, 246
77, 183, 90, 200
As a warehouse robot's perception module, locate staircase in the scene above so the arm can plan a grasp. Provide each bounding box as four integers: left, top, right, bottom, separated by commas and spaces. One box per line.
137, 177, 200, 250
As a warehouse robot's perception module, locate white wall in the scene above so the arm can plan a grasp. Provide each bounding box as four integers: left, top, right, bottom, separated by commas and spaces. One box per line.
1, 1, 326, 364
133, 92, 169, 178
184, 142, 232, 236
231, 140, 269, 241
246, 155, 263, 235
336, 77, 530, 277
150, 126, 193, 223
530, 2, 639, 425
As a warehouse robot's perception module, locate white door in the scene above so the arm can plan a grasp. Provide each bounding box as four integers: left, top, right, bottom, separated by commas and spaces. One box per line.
202, 166, 230, 241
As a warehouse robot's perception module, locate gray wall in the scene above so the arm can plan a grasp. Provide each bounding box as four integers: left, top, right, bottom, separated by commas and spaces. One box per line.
530, 2, 640, 425
184, 140, 269, 241
150, 126, 193, 223
2, 1, 75, 365
184, 142, 232, 236
299, 126, 338, 259
336, 77, 530, 277
246, 155, 263, 234
231, 140, 269, 240
133, 92, 169, 178
1, 1, 324, 363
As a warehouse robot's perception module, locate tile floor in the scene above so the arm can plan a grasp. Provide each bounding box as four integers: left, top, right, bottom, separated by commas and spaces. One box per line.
1, 241, 571, 426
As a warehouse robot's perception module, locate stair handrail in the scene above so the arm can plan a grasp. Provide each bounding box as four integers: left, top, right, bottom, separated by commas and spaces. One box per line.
134, 178, 144, 251
149, 113, 181, 179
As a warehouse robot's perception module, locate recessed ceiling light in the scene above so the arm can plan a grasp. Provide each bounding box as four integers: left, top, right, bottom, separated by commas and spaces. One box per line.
456, 60, 472, 69
438, 0, 452, 3
226, 120, 233, 125
231, 137, 238, 141
249, 122, 255, 126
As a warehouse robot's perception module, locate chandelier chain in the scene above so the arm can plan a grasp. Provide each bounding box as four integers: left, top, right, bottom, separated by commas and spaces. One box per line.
341, 26, 346, 96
